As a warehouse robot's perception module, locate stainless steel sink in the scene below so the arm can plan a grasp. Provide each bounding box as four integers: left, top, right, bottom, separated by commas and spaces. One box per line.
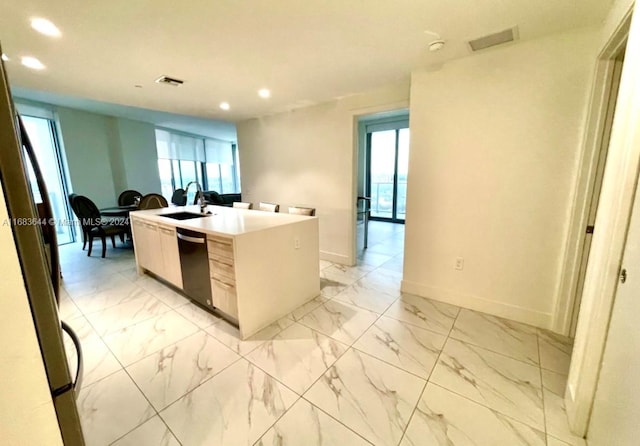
161, 212, 210, 221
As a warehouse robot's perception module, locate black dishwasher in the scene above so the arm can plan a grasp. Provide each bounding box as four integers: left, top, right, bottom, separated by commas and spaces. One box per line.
177, 228, 212, 308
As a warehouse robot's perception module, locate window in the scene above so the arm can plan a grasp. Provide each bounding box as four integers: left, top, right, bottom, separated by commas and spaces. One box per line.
155, 129, 240, 201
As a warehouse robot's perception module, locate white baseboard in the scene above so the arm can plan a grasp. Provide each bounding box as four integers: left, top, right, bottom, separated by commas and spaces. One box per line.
320, 250, 351, 265
401, 280, 553, 329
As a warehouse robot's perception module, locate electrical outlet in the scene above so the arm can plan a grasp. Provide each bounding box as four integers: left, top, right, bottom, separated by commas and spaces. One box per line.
455, 257, 464, 270
294, 237, 301, 249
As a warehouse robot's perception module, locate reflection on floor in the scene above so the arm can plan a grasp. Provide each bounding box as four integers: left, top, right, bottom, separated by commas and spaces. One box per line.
58, 223, 579, 446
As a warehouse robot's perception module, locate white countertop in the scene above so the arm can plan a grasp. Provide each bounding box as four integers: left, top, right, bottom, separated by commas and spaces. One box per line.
130, 205, 316, 237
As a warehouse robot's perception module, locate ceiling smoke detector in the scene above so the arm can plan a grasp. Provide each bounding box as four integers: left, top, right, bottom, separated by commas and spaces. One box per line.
154, 75, 184, 86
468, 27, 519, 52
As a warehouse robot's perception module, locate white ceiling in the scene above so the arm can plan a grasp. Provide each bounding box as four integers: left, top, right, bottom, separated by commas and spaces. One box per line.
1, 0, 612, 123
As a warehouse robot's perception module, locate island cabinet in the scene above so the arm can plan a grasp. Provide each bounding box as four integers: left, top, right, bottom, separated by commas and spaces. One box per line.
130, 205, 320, 339
131, 218, 182, 288
207, 235, 238, 318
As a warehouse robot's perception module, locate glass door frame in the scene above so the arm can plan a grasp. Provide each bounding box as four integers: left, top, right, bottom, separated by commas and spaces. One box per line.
365, 118, 409, 224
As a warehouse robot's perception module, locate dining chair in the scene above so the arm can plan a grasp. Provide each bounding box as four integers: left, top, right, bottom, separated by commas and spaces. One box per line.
73, 195, 128, 258
259, 202, 280, 212
68, 193, 88, 250
233, 201, 253, 209
139, 193, 169, 210
118, 189, 142, 206
288, 206, 316, 216
171, 188, 187, 206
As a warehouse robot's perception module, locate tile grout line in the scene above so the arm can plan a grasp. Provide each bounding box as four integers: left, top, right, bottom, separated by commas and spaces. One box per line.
396, 306, 462, 445
538, 330, 550, 446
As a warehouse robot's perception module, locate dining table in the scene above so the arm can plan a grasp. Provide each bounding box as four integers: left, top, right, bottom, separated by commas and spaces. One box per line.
99, 204, 138, 240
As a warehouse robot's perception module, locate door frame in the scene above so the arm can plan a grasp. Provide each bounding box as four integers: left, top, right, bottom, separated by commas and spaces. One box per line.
563, 5, 640, 437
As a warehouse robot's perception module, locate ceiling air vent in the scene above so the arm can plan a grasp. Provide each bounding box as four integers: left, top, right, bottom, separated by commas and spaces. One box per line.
468, 27, 518, 52
155, 75, 184, 86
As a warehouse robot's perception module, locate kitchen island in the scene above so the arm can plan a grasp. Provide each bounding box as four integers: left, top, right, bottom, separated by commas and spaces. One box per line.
129, 205, 320, 339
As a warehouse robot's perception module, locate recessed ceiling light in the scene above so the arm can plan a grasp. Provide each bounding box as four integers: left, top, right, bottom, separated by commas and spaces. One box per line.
31, 18, 61, 37
21, 56, 45, 70
258, 88, 271, 98
1, 54, 9, 62
219, 102, 230, 110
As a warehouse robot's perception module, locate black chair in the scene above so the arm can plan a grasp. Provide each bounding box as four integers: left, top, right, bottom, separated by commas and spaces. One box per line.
73, 195, 128, 258
118, 190, 142, 206
171, 188, 186, 206
68, 193, 88, 250
139, 193, 168, 210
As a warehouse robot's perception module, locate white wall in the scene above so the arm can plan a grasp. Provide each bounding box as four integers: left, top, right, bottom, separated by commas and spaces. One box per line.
113, 118, 162, 195
57, 107, 118, 208
0, 183, 63, 445
237, 83, 409, 264
402, 28, 598, 328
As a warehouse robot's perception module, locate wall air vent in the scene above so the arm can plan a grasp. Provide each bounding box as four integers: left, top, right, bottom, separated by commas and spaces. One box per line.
468, 27, 518, 52
155, 75, 184, 86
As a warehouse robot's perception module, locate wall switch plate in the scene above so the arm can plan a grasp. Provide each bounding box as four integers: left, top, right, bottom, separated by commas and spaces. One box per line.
294, 237, 301, 249
455, 257, 464, 270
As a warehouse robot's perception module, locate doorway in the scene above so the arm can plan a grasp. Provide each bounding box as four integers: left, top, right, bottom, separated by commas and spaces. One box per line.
366, 120, 409, 223
22, 115, 74, 245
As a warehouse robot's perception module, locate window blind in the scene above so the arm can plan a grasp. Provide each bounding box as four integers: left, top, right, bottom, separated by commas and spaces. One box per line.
155, 129, 205, 162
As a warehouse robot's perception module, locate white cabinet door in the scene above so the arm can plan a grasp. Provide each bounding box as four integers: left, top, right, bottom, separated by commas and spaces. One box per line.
159, 224, 182, 288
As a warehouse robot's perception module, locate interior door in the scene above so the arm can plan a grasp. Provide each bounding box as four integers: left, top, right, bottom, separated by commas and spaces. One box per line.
587, 169, 640, 445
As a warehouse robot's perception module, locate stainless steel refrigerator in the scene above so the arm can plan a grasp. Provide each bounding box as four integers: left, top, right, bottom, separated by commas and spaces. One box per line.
0, 50, 85, 444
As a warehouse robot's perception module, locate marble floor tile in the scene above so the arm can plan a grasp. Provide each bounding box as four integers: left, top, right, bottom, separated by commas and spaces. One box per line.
356, 268, 403, 296
63, 272, 132, 300
320, 272, 350, 298
319, 259, 334, 270
246, 322, 348, 395
255, 398, 371, 446
400, 383, 546, 446
59, 289, 82, 320
160, 359, 297, 446
71, 282, 146, 315
111, 415, 180, 446
450, 309, 539, 365
365, 241, 403, 256
356, 251, 394, 268
384, 293, 459, 335
378, 254, 404, 273
353, 316, 446, 378
63, 316, 121, 387
175, 301, 222, 329
542, 370, 586, 446
430, 338, 544, 430
77, 369, 155, 446
299, 300, 379, 345
289, 295, 330, 321
103, 310, 199, 366
304, 348, 425, 446
547, 436, 577, 446
538, 329, 573, 375
127, 331, 240, 410
148, 285, 191, 309
85, 293, 172, 337
205, 317, 293, 356
332, 281, 398, 314
324, 263, 376, 283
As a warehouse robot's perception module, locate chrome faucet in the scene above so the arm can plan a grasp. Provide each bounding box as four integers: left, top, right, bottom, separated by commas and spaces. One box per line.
185, 181, 207, 213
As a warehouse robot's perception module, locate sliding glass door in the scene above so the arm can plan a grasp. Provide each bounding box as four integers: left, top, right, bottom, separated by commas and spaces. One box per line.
367, 121, 410, 222
22, 115, 73, 244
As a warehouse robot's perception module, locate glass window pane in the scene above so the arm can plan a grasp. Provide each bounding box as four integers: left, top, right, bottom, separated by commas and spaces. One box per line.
220, 164, 235, 193
157, 159, 173, 201
22, 116, 73, 244
206, 163, 222, 192
370, 130, 396, 219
